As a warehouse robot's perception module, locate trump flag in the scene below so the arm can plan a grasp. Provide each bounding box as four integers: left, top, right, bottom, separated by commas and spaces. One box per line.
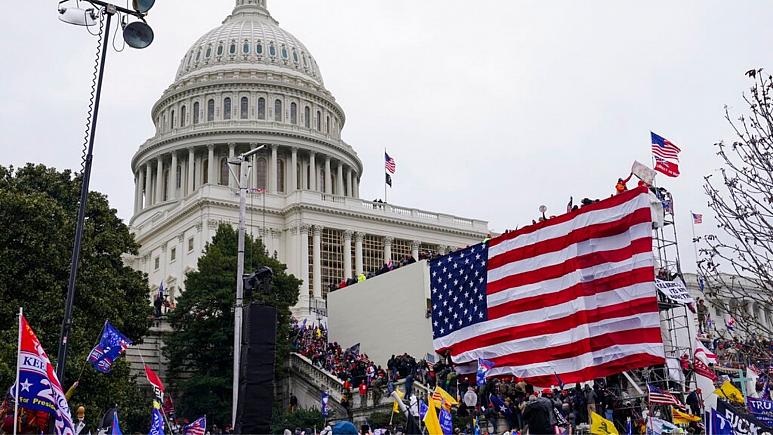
87, 320, 132, 373
15, 313, 74, 435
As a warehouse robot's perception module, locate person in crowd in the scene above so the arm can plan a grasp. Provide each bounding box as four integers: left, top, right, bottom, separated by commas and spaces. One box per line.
522, 395, 553, 435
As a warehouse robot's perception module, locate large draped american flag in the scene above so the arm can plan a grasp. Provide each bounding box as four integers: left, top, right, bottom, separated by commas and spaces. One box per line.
429, 186, 665, 387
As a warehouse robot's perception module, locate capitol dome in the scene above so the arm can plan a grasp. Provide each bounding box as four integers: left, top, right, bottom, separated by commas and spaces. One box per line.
175, 0, 323, 86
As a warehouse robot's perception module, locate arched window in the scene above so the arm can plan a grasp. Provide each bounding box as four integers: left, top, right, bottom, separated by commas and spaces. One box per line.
205, 46, 212, 58
326, 116, 330, 133
274, 99, 283, 122
302, 54, 308, 67
195, 48, 201, 61
180, 105, 186, 127
242, 40, 250, 54
207, 99, 215, 121
257, 98, 266, 119
217, 44, 224, 56
304, 106, 311, 128
316, 111, 322, 131
219, 157, 229, 186
292, 49, 299, 63
255, 157, 267, 190
240, 97, 248, 119
281, 46, 288, 59
170, 110, 175, 129
306, 165, 311, 189
290, 102, 298, 124
202, 159, 209, 184
277, 160, 286, 193
223, 97, 232, 120
256, 42, 263, 55
229, 42, 236, 55
269, 43, 276, 57
176, 165, 182, 189
193, 102, 200, 124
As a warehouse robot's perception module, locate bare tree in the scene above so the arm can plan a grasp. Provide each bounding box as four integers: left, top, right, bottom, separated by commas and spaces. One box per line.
699, 69, 773, 338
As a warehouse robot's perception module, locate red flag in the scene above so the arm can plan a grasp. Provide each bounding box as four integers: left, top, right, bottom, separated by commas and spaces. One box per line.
693, 358, 717, 381
144, 364, 166, 401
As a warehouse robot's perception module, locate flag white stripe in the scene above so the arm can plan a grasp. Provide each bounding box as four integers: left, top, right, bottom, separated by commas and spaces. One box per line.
434, 281, 657, 351
483, 343, 665, 379
488, 193, 651, 258
451, 311, 661, 363
487, 252, 654, 308
487, 222, 652, 284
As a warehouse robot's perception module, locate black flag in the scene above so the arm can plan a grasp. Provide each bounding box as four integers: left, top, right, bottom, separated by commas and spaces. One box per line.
386, 173, 392, 187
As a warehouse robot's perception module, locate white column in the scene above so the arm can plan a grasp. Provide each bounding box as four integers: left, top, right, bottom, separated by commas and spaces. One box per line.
411, 240, 420, 261
324, 156, 332, 194
133, 171, 141, 214
384, 236, 393, 264
354, 174, 360, 199
291, 147, 298, 191
346, 168, 353, 198
269, 144, 278, 194
207, 144, 215, 185
249, 143, 258, 188
336, 162, 344, 196
312, 225, 322, 298
355, 232, 364, 276
169, 152, 178, 201
187, 148, 195, 195
228, 142, 236, 188
155, 157, 164, 203
300, 224, 311, 307
343, 230, 353, 279
144, 162, 152, 206
309, 152, 317, 191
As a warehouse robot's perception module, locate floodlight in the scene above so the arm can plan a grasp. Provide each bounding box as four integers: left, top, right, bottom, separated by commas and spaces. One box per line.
59, 7, 98, 26
132, 0, 155, 14
123, 21, 154, 49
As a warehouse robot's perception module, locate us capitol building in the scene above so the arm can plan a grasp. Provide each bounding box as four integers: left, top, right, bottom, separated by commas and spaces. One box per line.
127, 0, 489, 318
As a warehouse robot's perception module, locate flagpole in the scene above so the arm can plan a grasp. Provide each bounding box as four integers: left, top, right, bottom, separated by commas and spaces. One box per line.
13, 307, 22, 435
77, 319, 108, 383
138, 352, 174, 435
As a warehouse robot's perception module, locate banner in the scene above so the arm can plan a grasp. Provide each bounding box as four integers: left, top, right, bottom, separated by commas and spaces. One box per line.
655, 279, 694, 305
717, 399, 773, 435
749, 397, 773, 427
632, 160, 657, 185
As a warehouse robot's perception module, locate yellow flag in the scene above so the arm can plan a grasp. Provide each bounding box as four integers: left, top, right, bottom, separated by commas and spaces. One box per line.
591, 411, 619, 435
392, 388, 404, 413
431, 386, 459, 409
315, 327, 321, 338
714, 380, 745, 404
423, 397, 444, 435
672, 407, 701, 424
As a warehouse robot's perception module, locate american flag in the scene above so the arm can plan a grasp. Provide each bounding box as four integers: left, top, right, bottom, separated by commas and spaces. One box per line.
385, 152, 396, 174
651, 132, 681, 177
648, 384, 685, 409
692, 212, 703, 224
429, 186, 665, 387
183, 416, 206, 435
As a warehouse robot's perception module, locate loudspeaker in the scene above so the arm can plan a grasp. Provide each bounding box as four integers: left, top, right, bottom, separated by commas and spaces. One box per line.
235, 303, 277, 434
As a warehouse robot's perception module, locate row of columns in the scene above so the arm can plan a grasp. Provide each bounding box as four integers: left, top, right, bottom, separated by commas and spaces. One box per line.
300, 225, 428, 299
133, 143, 361, 214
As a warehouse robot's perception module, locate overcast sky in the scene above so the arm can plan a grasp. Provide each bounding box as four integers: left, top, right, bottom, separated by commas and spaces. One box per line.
2, 1, 772, 272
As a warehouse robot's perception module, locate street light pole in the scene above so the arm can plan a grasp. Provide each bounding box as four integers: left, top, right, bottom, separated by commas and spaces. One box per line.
229, 145, 265, 427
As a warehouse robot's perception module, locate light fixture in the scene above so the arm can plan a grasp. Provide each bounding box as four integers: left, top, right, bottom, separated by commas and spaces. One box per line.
123, 21, 154, 49
132, 0, 155, 14
58, 7, 98, 26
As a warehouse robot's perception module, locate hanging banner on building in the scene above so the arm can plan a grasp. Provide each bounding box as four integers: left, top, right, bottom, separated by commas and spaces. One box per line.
748, 397, 773, 427
655, 279, 694, 305
717, 399, 773, 435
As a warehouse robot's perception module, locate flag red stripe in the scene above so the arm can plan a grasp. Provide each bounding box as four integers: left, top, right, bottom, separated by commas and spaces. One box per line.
489, 327, 663, 367
511, 353, 666, 388
487, 266, 654, 319
488, 187, 649, 248
487, 208, 652, 269
447, 297, 660, 356
487, 237, 652, 294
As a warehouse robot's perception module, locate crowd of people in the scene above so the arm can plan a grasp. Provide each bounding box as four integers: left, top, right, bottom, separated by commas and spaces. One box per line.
329, 251, 448, 293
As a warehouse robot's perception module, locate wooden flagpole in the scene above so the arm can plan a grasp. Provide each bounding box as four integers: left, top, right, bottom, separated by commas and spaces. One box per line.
13, 307, 22, 435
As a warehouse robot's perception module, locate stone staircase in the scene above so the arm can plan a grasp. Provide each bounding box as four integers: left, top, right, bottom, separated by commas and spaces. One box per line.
126, 317, 172, 384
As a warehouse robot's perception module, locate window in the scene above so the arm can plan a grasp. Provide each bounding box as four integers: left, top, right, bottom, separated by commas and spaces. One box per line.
240, 97, 248, 119
281, 46, 288, 59
316, 111, 322, 131
188, 237, 194, 252
229, 42, 236, 55
297, 162, 302, 190
180, 105, 186, 127
219, 157, 229, 185
277, 160, 285, 193
255, 157, 267, 190
391, 239, 412, 263
290, 102, 298, 124
195, 48, 201, 61
154, 256, 160, 270
205, 46, 212, 58
257, 98, 266, 119
193, 102, 200, 124
326, 116, 330, 133
217, 44, 224, 56
170, 247, 177, 262
223, 97, 232, 120
202, 159, 209, 184
304, 106, 311, 128
318, 167, 325, 192
176, 165, 182, 188
292, 49, 299, 63
269, 43, 276, 57
274, 99, 283, 122
256, 42, 263, 55
302, 54, 308, 67
163, 169, 169, 201
362, 234, 385, 274
243, 40, 250, 54
207, 99, 214, 121
170, 110, 175, 129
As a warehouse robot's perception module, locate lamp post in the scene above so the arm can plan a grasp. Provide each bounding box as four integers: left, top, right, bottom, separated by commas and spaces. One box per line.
227, 144, 266, 427
55, 0, 156, 383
